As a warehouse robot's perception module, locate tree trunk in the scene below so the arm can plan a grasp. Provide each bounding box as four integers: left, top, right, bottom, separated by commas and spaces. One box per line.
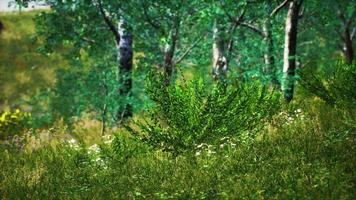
162, 20, 179, 85
263, 3, 280, 88
282, 0, 302, 102
117, 18, 133, 120
0, 20, 3, 34
101, 103, 107, 136
263, 16, 280, 88
343, 25, 354, 64
212, 20, 228, 81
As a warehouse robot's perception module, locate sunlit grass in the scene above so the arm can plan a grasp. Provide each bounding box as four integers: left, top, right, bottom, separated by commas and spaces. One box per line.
0, 11, 65, 111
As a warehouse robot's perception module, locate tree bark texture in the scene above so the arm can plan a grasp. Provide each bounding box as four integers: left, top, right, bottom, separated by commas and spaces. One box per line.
263, 3, 280, 88
117, 18, 133, 120
342, 24, 354, 64
212, 20, 228, 81
282, 0, 302, 102
162, 19, 180, 85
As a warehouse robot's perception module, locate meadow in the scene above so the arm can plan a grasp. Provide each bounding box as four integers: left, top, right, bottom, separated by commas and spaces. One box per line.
1, 4, 356, 199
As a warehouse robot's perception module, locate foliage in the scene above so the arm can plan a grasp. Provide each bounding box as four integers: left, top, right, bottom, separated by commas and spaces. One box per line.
125, 72, 281, 155
299, 61, 356, 108
0, 109, 31, 139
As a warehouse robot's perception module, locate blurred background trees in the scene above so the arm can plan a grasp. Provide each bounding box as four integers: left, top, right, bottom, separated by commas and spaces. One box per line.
1, 0, 355, 132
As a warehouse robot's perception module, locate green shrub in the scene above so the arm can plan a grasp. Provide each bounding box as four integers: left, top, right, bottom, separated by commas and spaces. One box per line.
300, 61, 356, 108
125, 72, 281, 155
0, 109, 32, 139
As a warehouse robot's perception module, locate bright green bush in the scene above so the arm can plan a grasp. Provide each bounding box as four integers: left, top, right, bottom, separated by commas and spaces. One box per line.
0, 109, 31, 139
126, 72, 281, 155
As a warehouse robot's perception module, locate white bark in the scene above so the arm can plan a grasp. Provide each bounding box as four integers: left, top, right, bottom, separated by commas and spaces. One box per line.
282, 0, 302, 102
212, 21, 228, 81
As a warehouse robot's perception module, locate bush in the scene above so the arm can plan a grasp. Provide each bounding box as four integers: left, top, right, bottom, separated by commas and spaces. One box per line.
0, 109, 31, 140
300, 61, 356, 108
125, 72, 281, 155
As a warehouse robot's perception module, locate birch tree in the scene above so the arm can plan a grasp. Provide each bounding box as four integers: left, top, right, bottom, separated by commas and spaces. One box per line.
282, 0, 303, 102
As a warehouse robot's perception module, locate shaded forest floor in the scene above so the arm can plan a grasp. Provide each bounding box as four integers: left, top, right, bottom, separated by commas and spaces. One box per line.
0, 12, 356, 199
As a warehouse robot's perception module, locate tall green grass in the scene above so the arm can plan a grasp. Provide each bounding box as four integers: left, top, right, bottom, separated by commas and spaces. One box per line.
1, 96, 355, 199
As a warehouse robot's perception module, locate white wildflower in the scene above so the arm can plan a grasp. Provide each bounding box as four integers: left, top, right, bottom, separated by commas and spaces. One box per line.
88, 144, 100, 154
102, 135, 114, 145
67, 138, 79, 150
196, 143, 207, 149
68, 138, 77, 144
220, 136, 230, 141
207, 149, 216, 154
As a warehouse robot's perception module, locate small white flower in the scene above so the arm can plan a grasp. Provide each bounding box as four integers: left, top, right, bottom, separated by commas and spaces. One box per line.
196, 143, 207, 149
207, 149, 216, 154
67, 138, 80, 149
88, 144, 100, 154
68, 138, 77, 144
220, 136, 230, 141
103, 135, 114, 145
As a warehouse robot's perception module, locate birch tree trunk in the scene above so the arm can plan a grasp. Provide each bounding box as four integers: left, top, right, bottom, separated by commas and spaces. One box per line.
212, 20, 228, 81
163, 24, 179, 85
263, 16, 280, 88
117, 18, 133, 120
342, 25, 354, 64
282, 0, 302, 102
337, 5, 355, 65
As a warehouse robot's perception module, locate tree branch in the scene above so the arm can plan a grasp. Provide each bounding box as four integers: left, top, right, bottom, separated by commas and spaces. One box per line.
351, 27, 356, 41
142, 3, 165, 36
97, 0, 120, 45
270, 0, 291, 17
240, 22, 264, 37
174, 34, 205, 64
226, 9, 246, 60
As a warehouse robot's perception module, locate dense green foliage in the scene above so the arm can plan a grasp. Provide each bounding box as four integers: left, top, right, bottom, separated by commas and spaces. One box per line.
300, 61, 356, 108
127, 72, 280, 155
